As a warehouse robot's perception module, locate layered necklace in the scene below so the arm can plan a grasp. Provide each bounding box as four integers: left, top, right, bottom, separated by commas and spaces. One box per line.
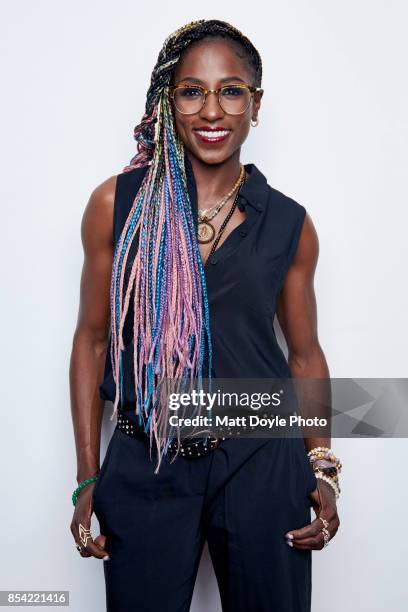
197, 164, 245, 245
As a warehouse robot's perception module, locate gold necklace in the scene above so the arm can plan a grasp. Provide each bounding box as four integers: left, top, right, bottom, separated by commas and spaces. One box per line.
197, 164, 245, 244
198, 164, 245, 220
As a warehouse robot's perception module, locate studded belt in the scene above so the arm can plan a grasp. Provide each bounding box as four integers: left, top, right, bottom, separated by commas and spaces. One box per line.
116, 408, 227, 460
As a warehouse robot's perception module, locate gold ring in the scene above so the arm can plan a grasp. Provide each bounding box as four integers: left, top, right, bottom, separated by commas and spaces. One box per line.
318, 516, 329, 529
321, 527, 330, 547
79, 523, 93, 548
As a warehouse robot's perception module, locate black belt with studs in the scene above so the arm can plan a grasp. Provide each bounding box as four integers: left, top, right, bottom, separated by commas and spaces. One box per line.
116, 408, 227, 460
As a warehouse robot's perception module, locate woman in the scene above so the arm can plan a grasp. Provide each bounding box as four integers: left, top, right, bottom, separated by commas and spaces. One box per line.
70, 19, 341, 612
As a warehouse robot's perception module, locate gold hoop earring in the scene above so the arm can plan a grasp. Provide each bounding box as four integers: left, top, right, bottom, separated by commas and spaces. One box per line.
251, 118, 259, 127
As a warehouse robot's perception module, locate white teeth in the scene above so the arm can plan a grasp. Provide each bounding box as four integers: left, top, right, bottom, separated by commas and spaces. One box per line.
196, 130, 230, 138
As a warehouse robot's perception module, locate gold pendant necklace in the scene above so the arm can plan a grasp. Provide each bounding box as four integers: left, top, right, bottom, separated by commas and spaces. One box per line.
197, 165, 245, 245
198, 220, 216, 244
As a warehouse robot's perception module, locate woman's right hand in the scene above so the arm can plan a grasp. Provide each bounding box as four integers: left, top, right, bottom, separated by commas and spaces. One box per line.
70, 484, 110, 560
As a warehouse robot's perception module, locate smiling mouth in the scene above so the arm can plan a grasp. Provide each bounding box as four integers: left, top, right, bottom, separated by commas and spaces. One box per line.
193, 129, 231, 143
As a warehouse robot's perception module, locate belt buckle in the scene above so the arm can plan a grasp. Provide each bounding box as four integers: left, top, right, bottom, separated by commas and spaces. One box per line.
210, 435, 221, 450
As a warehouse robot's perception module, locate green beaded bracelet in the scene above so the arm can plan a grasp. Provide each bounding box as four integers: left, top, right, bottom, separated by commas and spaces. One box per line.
72, 475, 98, 506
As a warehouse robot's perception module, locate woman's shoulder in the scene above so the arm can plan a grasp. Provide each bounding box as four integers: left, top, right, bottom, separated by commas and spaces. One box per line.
262, 179, 318, 269
248, 163, 307, 220
82, 165, 149, 245
266, 182, 307, 220
115, 164, 150, 195
249, 166, 314, 263
81, 174, 117, 250
89, 164, 148, 210
89, 174, 118, 207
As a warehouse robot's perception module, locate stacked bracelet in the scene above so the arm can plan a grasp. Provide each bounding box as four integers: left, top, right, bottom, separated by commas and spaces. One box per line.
307, 446, 342, 499
72, 476, 98, 507
307, 446, 342, 474
314, 471, 341, 498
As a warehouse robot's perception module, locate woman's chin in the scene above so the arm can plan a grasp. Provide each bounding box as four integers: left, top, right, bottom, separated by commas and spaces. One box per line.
187, 144, 233, 166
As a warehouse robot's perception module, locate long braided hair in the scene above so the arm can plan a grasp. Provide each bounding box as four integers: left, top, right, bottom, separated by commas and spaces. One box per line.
109, 19, 263, 473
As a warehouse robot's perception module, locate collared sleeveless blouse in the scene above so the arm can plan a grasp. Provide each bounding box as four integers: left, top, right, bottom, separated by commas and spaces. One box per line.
99, 154, 306, 408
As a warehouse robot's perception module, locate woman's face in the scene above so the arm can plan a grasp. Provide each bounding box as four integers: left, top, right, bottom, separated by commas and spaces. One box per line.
171, 39, 263, 166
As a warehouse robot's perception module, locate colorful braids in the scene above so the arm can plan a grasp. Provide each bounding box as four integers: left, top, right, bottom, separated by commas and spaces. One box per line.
109, 20, 263, 473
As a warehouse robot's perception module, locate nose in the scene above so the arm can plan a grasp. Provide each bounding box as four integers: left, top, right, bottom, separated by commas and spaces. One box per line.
199, 90, 225, 122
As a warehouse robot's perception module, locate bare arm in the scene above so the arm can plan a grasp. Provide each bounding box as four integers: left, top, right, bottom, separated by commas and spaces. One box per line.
70, 176, 116, 486
277, 211, 340, 550
276, 212, 330, 451
69, 175, 117, 560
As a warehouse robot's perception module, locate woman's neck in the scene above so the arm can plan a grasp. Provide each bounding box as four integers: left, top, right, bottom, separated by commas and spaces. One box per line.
186, 151, 243, 209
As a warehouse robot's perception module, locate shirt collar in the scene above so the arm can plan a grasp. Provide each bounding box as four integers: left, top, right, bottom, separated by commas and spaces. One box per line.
184, 151, 269, 222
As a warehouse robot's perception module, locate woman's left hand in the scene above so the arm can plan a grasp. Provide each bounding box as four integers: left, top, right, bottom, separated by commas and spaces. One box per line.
284, 479, 340, 550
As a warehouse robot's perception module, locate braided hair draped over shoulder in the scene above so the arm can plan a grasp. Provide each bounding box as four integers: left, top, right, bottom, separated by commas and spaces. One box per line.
109, 19, 263, 473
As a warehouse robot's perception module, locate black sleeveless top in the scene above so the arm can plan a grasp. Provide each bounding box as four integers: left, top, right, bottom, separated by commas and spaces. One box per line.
99, 154, 306, 411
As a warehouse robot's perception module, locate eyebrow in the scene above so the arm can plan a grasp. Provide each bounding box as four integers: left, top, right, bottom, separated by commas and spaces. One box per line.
177, 75, 247, 85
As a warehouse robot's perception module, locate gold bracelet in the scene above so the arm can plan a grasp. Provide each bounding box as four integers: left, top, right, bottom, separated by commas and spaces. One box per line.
314, 471, 341, 499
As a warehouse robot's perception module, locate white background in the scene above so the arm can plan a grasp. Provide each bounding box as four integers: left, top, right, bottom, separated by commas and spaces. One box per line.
1, 1, 407, 610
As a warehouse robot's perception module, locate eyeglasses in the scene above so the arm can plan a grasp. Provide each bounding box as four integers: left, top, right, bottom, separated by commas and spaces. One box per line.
169, 83, 263, 116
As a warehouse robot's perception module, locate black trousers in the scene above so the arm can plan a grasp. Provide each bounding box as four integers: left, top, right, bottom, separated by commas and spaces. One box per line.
93, 428, 317, 612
